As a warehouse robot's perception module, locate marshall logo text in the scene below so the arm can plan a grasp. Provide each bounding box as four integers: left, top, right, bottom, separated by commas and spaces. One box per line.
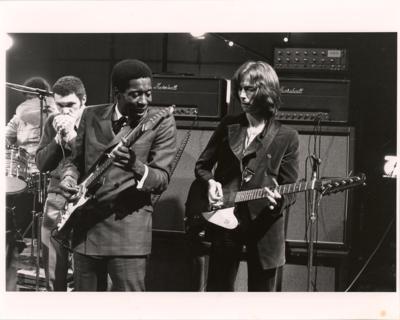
280, 86, 304, 95
153, 82, 178, 91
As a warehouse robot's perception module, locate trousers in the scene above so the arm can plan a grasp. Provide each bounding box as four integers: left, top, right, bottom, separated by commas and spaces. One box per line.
41, 193, 70, 291
73, 252, 147, 291
206, 227, 278, 292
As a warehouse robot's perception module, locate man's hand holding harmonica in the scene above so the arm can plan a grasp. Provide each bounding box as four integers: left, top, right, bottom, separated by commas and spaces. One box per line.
53, 114, 77, 147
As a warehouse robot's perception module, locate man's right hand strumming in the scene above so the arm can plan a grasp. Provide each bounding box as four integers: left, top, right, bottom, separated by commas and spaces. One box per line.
208, 179, 224, 208
59, 175, 79, 200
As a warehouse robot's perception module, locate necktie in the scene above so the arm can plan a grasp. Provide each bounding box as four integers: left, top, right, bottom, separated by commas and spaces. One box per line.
112, 116, 127, 134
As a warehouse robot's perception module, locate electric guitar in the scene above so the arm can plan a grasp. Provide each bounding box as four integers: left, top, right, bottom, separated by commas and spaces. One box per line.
186, 174, 366, 231
56, 106, 175, 237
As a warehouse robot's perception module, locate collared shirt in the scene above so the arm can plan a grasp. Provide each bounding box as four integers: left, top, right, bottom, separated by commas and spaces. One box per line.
113, 103, 148, 189
6, 97, 57, 173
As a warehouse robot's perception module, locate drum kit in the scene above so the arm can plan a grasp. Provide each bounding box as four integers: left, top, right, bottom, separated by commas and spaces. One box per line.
6, 146, 50, 196
6, 145, 50, 290
6, 145, 49, 197
6, 81, 54, 290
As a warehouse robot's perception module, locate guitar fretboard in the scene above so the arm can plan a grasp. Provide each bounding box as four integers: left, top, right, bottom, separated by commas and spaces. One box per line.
234, 180, 314, 203
82, 107, 172, 190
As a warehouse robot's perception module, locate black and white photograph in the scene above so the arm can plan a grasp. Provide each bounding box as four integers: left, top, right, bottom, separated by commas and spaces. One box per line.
1, 1, 399, 320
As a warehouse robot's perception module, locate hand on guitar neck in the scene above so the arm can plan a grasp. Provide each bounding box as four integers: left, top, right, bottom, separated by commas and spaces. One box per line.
263, 178, 282, 210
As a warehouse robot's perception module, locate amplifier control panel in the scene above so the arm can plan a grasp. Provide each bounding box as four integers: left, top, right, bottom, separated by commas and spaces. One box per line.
151, 105, 199, 118
274, 48, 348, 72
172, 106, 198, 118
276, 111, 329, 122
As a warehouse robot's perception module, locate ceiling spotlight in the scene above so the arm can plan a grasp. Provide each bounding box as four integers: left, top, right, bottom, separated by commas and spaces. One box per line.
283, 33, 290, 43
1, 33, 13, 51
190, 32, 206, 39
228, 41, 234, 47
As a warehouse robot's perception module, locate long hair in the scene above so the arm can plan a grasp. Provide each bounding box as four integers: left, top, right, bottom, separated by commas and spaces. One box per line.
232, 61, 281, 117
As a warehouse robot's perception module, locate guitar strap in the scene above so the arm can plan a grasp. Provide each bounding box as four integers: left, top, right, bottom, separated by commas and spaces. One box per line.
241, 120, 281, 185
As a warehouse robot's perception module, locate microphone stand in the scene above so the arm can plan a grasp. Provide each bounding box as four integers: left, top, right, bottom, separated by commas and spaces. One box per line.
6, 82, 52, 290
306, 155, 321, 291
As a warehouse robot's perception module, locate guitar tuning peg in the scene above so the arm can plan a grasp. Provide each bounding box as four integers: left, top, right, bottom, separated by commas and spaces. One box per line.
333, 182, 340, 187
341, 180, 347, 184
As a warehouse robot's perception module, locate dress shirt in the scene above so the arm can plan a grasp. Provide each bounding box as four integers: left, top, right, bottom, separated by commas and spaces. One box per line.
113, 104, 148, 189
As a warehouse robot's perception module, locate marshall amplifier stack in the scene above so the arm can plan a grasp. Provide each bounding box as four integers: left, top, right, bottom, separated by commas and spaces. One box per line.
277, 77, 350, 123
150, 75, 227, 121
228, 76, 350, 124
272, 47, 351, 124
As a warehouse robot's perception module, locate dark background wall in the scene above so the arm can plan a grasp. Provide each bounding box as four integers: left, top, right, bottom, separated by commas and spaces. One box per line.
5, 33, 396, 291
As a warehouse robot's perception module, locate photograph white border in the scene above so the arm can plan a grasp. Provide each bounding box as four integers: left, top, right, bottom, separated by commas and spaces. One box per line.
0, 1, 399, 319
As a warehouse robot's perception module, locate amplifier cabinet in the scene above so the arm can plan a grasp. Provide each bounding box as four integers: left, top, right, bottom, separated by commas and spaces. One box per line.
285, 125, 356, 250
151, 75, 227, 120
152, 125, 356, 251
279, 77, 350, 123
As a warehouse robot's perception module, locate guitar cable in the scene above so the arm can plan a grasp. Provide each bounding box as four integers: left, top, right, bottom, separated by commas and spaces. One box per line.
152, 114, 198, 208
344, 216, 395, 292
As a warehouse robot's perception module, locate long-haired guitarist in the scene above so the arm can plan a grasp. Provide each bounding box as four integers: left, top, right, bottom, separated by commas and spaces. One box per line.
194, 61, 300, 291
59, 59, 178, 291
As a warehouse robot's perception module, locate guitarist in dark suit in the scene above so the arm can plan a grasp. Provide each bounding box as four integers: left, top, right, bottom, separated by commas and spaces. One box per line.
194, 61, 299, 291
59, 59, 178, 291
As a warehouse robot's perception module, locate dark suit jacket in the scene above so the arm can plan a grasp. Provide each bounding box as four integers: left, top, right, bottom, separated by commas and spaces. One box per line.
36, 113, 75, 195
195, 113, 299, 269
62, 104, 177, 256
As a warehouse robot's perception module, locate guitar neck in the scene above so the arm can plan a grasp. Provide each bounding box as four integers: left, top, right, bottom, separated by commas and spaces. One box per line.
84, 156, 115, 188
83, 126, 140, 189
234, 180, 315, 203
80, 107, 173, 190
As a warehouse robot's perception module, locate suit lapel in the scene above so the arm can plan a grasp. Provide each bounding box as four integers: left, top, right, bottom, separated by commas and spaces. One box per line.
244, 120, 281, 174
259, 120, 281, 155
97, 103, 129, 149
228, 123, 246, 161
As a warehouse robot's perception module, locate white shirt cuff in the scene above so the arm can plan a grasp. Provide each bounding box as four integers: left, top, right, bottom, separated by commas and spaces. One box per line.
136, 164, 148, 190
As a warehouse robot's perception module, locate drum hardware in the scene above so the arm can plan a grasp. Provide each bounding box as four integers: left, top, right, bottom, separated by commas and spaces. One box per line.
25, 173, 48, 291
27, 172, 49, 204
6, 81, 53, 291
6, 206, 27, 253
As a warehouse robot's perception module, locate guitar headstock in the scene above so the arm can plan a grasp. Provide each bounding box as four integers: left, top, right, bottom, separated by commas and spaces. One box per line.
318, 173, 367, 195
141, 105, 175, 132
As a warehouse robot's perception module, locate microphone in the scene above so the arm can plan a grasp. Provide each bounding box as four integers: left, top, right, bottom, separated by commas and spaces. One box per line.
58, 128, 67, 137
53, 114, 70, 138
